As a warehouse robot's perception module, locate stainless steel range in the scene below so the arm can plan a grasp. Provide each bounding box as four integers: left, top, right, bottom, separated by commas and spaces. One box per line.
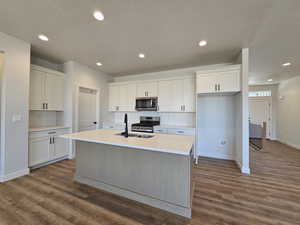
131, 116, 160, 133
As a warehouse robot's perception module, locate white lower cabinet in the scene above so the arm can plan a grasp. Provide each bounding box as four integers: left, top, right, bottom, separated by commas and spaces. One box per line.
154, 126, 195, 136
29, 128, 70, 167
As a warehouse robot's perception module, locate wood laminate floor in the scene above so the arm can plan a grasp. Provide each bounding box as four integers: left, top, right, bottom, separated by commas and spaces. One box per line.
0, 140, 299, 225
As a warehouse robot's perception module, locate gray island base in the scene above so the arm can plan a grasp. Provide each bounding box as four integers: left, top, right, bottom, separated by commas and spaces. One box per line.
63, 129, 194, 218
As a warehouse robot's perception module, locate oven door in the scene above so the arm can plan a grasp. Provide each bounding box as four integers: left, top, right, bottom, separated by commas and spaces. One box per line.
135, 97, 158, 111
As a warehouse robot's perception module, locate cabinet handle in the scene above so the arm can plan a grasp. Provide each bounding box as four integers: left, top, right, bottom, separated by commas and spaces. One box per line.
42, 103, 45, 109
215, 84, 217, 91
49, 137, 52, 144
183, 105, 185, 111
53, 137, 55, 144
177, 131, 184, 134
218, 84, 221, 91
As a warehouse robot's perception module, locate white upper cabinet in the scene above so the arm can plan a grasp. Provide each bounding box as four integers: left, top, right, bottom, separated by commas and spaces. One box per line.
136, 81, 158, 97
30, 69, 46, 110
108, 85, 120, 111
158, 78, 195, 112
196, 66, 241, 94
119, 83, 136, 111
108, 83, 136, 112
30, 65, 64, 111
45, 73, 64, 111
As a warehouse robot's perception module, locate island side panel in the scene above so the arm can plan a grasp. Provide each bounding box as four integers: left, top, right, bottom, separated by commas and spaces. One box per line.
75, 141, 191, 209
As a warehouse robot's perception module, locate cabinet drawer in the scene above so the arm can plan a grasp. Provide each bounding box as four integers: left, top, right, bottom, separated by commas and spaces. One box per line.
29, 128, 70, 139
154, 128, 168, 134
167, 128, 195, 136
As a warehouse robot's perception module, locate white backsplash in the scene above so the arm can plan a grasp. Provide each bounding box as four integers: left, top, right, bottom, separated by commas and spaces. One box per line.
29, 111, 64, 128
114, 112, 195, 127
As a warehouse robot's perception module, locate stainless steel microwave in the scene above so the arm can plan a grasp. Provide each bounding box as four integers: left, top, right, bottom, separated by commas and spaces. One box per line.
135, 97, 158, 111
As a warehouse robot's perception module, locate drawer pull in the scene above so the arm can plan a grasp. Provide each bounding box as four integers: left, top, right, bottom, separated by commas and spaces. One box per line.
48, 132, 56, 134
177, 131, 184, 134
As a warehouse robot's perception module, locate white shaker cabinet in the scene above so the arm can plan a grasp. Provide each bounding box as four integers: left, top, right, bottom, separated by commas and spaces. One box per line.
30, 65, 64, 111
136, 81, 158, 97
108, 85, 120, 111
108, 83, 136, 112
29, 128, 70, 168
196, 65, 241, 94
158, 78, 195, 112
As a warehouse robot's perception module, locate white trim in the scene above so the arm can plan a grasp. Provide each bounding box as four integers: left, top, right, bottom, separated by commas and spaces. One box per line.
235, 160, 251, 175
31, 64, 65, 76
198, 152, 235, 160
73, 84, 101, 158
277, 139, 300, 151
0, 168, 29, 182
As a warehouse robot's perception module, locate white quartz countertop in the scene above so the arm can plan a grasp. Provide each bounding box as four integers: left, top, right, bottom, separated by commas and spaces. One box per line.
29, 126, 70, 132
61, 129, 194, 155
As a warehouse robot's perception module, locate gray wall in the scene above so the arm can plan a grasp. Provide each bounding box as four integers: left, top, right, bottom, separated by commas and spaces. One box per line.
0, 32, 31, 179
63, 61, 113, 132
277, 76, 300, 150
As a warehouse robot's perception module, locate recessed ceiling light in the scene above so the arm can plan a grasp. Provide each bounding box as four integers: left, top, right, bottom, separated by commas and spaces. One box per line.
268, 79, 273, 82
93, 11, 104, 21
138, 53, 145, 58
198, 40, 207, 47
38, 34, 49, 41
96, 62, 102, 66
282, 62, 291, 67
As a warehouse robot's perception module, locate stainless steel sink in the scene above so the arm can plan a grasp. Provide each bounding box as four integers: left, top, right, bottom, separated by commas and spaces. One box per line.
116, 132, 154, 138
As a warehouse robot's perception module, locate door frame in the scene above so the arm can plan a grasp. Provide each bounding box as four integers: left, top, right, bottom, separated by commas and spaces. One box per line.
74, 84, 101, 132
249, 96, 272, 139
71, 85, 100, 159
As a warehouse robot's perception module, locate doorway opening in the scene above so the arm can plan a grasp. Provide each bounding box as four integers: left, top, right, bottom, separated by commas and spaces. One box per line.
249, 90, 272, 150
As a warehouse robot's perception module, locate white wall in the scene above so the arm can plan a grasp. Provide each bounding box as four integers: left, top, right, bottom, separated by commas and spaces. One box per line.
197, 95, 237, 160
249, 84, 278, 140
277, 76, 300, 150
0, 32, 31, 181
63, 61, 113, 132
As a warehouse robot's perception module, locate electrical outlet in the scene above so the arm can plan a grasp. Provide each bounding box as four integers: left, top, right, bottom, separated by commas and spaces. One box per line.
220, 140, 227, 146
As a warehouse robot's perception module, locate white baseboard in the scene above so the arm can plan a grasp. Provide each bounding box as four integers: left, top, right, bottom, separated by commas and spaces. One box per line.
277, 139, 300, 151
0, 168, 29, 182
198, 152, 234, 161
235, 160, 251, 175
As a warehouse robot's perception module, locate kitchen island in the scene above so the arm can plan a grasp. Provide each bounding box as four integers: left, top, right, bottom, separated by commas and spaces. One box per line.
62, 129, 194, 218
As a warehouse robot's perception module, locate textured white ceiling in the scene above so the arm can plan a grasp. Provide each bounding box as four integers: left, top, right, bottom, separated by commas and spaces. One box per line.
0, 0, 299, 83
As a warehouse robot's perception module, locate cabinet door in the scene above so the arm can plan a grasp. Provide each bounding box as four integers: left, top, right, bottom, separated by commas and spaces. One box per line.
108, 85, 120, 111
119, 83, 136, 111
29, 137, 50, 167
158, 80, 183, 112
30, 69, 46, 110
196, 75, 217, 94
137, 82, 158, 97
146, 81, 158, 97
45, 73, 64, 111
170, 80, 184, 112
217, 70, 240, 92
53, 136, 69, 159
136, 83, 148, 97
183, 78, 196, 112
158, 80, 172, 112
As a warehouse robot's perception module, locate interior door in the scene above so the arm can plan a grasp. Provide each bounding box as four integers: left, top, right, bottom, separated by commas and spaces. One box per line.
30, 69, 46, 110
78, 87, 98, 131
249, 99, 271, 138
45, 73, 64, 111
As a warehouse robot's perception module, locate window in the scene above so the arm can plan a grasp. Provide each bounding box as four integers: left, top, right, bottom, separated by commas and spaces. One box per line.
249, 90, 271, 97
